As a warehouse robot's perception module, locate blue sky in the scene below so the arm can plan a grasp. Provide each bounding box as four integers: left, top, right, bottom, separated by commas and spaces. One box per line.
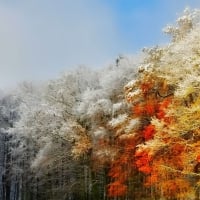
0, 0, 200, 89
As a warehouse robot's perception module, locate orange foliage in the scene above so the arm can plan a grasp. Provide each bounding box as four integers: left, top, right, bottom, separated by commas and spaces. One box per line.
145, 101, 156, 115
140, 82, 153, 94
133, 96, 171, 120
197, 154, 200, 162
139, 165, 152, 174
170, 143, 185, 155
107, 75, 178, 198
156, 98, 171, 120
133, 100, 157, 117
133, 103, 144, 116
143, 124, 155, 141
107, 161, 129, 197
144, 173, 158, 186
108, 165, 122, 179
107, 181, 127, 197
135, 151, 152, 174
161, 179, 190, 199
107, 137, 137, 197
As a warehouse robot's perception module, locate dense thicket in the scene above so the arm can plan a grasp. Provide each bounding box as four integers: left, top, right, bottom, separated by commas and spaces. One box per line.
1, 8, 200, 200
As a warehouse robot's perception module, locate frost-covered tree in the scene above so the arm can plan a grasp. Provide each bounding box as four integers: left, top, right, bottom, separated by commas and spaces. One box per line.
0, 93, 21, 200
122, 8, 200, 200
10, 56, 140, 199
3, 7, 200, 200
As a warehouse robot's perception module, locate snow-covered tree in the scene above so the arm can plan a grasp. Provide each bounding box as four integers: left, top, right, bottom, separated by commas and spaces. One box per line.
3, 7, 200, 200
121, 8, 200, 199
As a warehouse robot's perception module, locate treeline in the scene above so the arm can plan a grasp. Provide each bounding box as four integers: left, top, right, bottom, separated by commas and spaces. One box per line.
1, 8, 200, 200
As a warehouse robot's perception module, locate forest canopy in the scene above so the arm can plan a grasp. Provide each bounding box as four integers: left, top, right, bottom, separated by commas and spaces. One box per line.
1, 8, 200, 200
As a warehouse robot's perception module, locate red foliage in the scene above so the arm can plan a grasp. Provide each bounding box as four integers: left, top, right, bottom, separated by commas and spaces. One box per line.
143, 124, 155, 141
107, 136, 137, 197
108, 165, 122, 178
156, 98, 171, 120
133, 100, 157, 117
135, 151, 152, 174
145, 101, 156, 115
171, 143, 184, 155
133, 97, 171, 120
108, 161, 129, 197
106, 78, 174, 198
139, 165, 152, 174
197, 155, 200, 162
140, 82, 153, 94
161, 179, 190, 198
133, 103, 144, 116
107, 181, 127, 197
145, 173, 158, 186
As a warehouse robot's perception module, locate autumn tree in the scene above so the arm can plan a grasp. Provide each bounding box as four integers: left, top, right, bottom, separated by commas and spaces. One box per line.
5, 7, 200, 200
123, 8, 200, 200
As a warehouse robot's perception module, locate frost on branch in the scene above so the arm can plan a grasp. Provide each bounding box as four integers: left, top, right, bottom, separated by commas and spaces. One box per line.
163, 8, 200, 42
5, 7, 200, 200
120, 8, 200, 199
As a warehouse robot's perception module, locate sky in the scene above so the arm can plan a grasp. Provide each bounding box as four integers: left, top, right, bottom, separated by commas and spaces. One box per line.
0, 0, 200, 90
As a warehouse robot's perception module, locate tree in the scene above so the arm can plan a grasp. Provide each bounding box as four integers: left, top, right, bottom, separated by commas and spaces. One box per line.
123, 8, 200, 200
